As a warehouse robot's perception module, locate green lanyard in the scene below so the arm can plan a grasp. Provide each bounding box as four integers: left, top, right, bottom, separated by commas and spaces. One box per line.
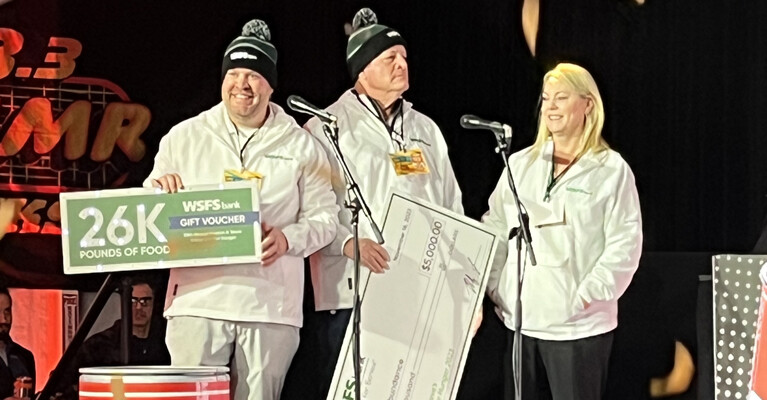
544, 156, 577, 202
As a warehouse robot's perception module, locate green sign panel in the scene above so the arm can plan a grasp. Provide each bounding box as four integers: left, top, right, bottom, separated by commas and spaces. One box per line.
61, 181, 261, 274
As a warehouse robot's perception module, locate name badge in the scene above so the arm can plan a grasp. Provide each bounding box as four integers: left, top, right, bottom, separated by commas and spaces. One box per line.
389, 148, 430, 176
224, 169, 263, 189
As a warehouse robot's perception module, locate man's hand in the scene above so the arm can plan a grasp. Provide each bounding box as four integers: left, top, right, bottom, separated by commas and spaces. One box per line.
261, 222, 288, 266
343, 238, 390, 273
151, 173, 184, 193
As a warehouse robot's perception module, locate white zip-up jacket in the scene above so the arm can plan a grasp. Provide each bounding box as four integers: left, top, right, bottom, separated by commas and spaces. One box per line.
143, 102, 338, 327
482, 140, 642, 340
306, 90, 463, 311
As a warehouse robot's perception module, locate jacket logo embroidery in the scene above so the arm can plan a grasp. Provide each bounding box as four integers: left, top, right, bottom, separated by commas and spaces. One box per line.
264, 154, 294, 161
409, 138, 432, 147
566, 187, 592, 195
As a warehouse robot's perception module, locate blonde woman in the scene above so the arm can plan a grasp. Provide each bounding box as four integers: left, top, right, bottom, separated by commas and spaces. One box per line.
483, 63, 642, 399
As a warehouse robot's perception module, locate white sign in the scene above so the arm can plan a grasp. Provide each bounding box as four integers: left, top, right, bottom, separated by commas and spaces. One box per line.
327, 193, 501, 400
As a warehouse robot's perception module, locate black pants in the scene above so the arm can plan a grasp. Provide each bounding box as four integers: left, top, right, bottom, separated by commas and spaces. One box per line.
504, 331, 614, 400
281, 308, 352, 400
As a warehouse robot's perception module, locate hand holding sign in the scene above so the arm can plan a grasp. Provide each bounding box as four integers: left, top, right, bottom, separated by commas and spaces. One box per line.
60, 181, 262, 274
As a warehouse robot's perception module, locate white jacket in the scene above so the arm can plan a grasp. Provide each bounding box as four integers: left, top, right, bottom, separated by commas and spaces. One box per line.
482, 140, 642, 340
306, 90, 463, 311
143, 102, 338, 327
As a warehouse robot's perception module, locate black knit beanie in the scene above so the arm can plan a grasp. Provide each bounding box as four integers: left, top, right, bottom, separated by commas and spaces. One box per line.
222, 19, 278, 88
346, 8, 407, 80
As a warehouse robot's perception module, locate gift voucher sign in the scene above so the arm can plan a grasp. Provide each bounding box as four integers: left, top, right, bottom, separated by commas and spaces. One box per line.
327, 193, 501, 400
61, 181, 261, 274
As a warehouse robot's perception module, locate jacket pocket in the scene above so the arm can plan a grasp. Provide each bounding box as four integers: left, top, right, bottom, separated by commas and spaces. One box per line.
519, 222, 581, 331
520, 258, 581, 331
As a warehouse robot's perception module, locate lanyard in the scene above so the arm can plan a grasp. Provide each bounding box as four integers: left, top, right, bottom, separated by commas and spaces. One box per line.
543, 155, 578, 202
232, 125, 257, 169
354, 91, 406, 152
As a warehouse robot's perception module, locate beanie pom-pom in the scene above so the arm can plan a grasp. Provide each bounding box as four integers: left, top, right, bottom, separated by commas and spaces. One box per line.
352, 8, 378, 32
242, 19, 271, 42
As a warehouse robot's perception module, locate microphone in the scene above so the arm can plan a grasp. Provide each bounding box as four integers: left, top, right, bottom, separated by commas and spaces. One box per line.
287, 95, 337, 123
460, 114, 512, 139
502, 123, 513, 141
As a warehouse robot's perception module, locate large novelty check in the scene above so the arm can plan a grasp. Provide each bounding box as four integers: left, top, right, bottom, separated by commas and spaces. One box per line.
327, 193, 501, 400
60, 181, 261, 274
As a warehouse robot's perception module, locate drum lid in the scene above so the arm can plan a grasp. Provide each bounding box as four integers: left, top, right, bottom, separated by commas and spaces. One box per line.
79, 366, 229, 376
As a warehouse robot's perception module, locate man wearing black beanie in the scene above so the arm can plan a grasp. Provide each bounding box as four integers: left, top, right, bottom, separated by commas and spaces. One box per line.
143, 19, 338, 400
295, 8, 463, 399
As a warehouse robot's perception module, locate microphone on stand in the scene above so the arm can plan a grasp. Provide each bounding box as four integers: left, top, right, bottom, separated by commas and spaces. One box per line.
502, 124, 513, 141
460, 114, 512, 139
462, 114, 531, 400
287, 95, 337, 123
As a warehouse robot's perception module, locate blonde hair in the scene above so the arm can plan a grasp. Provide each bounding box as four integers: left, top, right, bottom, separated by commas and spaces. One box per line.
531, 63, 608, 159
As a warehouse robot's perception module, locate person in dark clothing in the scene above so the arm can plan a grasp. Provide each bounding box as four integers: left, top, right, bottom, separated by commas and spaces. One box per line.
56, 276, 170, 398
0, 287, 35, 400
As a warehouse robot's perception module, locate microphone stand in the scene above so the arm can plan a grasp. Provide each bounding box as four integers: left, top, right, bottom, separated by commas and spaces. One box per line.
321, 121, 384, 400
491, 128, 536, 400
35, 274, 134, 400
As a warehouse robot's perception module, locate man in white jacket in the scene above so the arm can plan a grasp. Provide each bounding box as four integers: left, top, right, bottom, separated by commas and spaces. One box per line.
289, 8, 463, 399
143, 19, 338, 400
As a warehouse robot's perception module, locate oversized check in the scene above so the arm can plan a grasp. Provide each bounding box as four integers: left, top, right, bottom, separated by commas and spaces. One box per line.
60, 181, 261, 274
327, 193, 501, 400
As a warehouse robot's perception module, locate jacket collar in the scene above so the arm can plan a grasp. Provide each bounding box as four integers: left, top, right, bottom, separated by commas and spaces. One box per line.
345, 89, 412, 118
217, 102, 296, 139
540, 139, 607, 182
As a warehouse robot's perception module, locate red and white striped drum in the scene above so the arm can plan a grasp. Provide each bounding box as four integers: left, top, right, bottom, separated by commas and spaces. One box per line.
750, 265, 767, 399
79, 366, 230, 400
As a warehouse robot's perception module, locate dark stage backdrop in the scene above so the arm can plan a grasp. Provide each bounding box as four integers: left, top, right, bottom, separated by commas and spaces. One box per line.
0, 0, 765, 398
2, 0, 766, 275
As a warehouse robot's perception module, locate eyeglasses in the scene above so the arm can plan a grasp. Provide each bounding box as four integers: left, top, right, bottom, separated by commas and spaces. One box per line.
131, 297, 153, 307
